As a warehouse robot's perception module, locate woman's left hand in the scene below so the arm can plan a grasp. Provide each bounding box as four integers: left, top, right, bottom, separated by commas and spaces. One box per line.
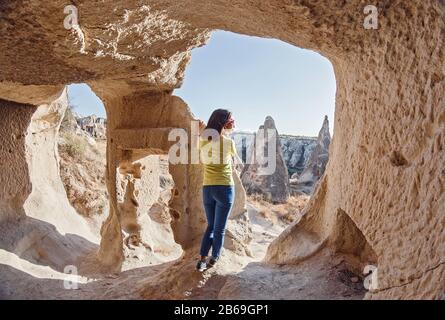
235, 163, 245, 173
198, 120, 206, 131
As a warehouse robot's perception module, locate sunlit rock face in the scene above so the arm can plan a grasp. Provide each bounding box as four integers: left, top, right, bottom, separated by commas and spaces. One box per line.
0, 0, 443, 299
232, 116, 330, 196
232, 132, 318, 176
240, 116, 290, 204
290, 116, 331, 195
281, 136, 317, 176
77, 115, 107, 139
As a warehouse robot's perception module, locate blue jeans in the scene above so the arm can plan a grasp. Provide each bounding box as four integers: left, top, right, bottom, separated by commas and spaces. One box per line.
199, 185, 235, 258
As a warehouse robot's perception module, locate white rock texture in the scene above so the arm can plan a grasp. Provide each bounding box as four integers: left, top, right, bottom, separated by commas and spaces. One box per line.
0, 0, 443, 299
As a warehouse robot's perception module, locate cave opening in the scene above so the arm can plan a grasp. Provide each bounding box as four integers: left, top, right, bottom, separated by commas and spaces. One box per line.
174, 30, 336, 261
58, 83, 108, 235
59, 83, 183, 271
0, 1, 440, 300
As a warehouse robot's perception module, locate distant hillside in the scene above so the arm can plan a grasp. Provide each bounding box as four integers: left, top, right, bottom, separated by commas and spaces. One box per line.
231, 131, 318, 177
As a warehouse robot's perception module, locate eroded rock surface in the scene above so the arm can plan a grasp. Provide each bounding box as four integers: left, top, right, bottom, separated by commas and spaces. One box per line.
232, 131, 318, 176
58, 108, 108, 226
290, 116, 331, 195
0, 0, 443, 299
241, 116, 290, 203
233, 116, 330, 196
77, 115, 107, 139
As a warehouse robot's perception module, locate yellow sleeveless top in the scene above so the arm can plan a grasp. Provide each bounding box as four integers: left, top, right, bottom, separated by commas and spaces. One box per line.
199, 135, 236, 186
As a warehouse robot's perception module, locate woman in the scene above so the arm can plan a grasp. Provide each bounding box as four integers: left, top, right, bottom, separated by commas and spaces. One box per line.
196, 109, 241, 272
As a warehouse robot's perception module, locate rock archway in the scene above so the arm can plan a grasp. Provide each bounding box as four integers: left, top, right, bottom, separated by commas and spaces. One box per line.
0, 1, 444, 299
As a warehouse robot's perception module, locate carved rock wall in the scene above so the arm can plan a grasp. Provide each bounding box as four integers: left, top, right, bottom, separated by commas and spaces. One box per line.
0, 0, 443, 298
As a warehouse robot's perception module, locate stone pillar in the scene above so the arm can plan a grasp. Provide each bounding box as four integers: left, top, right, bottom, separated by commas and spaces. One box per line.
93, 88, 203, 271
93, 87, 247, 271
0, 99, 35, 224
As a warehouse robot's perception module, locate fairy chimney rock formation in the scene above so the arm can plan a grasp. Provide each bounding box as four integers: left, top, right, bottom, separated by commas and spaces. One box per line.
0, 1, 443, 300
291, 116, 331, 194
77, 115, 107, 139
241, 116, 290, 203
232, 131, 318, 177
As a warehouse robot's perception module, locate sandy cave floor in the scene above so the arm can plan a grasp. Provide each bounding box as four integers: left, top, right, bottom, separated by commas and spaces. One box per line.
0, 204, 366, 300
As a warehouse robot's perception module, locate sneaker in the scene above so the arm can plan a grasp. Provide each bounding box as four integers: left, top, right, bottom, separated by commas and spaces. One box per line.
196, 260, 207, 272
207, 257, 219, 268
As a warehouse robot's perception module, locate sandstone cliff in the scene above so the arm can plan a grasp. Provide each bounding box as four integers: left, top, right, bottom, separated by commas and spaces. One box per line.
241, 116, 290, 204
0, 0, 443, 300
233, 116, 330, 196
281, 135, 318, 176
58, 107, 108, 227
291, 116, 331, 194
232, 132, 318, 176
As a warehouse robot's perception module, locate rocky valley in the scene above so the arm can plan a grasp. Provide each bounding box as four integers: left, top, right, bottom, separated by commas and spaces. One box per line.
0, 0, 443, 301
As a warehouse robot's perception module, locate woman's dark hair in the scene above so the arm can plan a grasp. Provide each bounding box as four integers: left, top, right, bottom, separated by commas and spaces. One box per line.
205, 109, 232, 140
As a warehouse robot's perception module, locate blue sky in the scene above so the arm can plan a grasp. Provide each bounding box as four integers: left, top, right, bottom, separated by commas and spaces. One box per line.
68, 31, 336, 137
67, 84, 106, 117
